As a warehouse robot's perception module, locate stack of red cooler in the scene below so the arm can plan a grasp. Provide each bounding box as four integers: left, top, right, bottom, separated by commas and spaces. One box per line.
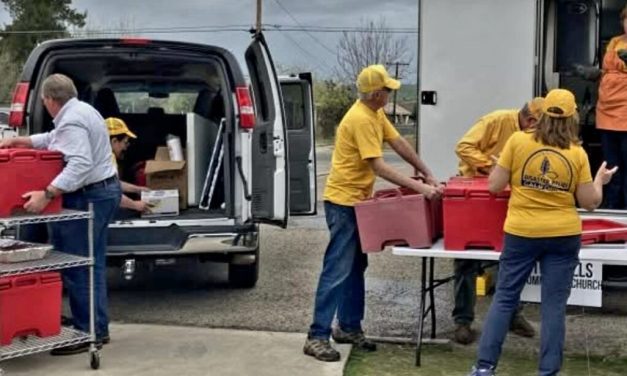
0, 148, 63, 216
355, 186, 443, 252
0, 272, 63, 345
443, 176, 509, 251
0, 148, 64, 345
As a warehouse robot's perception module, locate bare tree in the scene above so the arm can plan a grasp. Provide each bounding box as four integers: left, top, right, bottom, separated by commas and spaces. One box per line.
336, 18, 413, 83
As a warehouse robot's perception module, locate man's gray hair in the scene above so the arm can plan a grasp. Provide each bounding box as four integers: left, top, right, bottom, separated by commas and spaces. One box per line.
42, 74, 77, 105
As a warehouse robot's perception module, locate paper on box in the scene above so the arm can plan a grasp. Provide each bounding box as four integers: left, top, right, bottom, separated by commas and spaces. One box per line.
141, 189, 179, 217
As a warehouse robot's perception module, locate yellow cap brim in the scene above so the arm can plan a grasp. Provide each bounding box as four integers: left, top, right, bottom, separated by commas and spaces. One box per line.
126, 129, 137, 138
385, 78, 401, 90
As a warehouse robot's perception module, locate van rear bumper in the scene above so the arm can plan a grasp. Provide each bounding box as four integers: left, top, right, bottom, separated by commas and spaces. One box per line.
106, 224, 258, 256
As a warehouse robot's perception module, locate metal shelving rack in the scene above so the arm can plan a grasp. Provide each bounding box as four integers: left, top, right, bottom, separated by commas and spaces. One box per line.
0, 208, 101, 370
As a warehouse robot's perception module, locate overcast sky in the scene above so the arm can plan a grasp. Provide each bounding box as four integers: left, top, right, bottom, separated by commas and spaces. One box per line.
0, 0, 419, 81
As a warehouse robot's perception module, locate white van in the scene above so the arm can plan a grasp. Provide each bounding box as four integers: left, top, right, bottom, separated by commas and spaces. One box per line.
9, 33, 316, 287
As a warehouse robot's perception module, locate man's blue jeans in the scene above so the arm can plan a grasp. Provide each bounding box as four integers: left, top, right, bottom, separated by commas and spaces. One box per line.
308, 201, 368, 339
49, 179, 121, 339
476, 233, 580, 376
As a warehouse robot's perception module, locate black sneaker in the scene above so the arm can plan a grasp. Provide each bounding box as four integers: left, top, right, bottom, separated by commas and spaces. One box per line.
50, 342, 102, 356
331, 326, 377, 351
303, 337, 341, 362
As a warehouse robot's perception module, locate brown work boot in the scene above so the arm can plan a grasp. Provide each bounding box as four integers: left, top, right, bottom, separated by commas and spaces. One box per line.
303, 337, 341, 362
331, 326, 377, 351
509, 314, 535, 338
454, 323, 476, 345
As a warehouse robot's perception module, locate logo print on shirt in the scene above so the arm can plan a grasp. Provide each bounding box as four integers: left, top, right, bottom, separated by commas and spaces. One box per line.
521, 149, 573, 192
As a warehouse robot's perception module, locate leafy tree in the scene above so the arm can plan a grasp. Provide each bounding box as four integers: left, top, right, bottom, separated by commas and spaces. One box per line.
0, 0, 86, 101
336, 18, 413, 83
314, 80, 354, 140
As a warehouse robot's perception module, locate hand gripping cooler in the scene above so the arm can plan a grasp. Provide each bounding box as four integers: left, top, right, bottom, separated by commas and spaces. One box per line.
0, 272, 62, 345
443, 177, 509, 251
0, 149, 63, 216
355, 187, 443, 253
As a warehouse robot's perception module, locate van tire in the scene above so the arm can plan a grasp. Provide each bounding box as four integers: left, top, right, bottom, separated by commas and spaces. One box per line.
228, 251, 259, 288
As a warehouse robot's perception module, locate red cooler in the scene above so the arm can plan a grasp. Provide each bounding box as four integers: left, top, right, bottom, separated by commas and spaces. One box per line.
443, 177, 509, 251
355, 187, 443, 253
0, 148, 63, 217
0, 272, 62, 345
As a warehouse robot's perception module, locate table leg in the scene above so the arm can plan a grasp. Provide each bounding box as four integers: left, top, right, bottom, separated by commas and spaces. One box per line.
415, 256, 427, 366
429, 257, 437, 339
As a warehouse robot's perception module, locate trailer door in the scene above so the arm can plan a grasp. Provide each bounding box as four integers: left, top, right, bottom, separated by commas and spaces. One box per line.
418, 0, 538, 180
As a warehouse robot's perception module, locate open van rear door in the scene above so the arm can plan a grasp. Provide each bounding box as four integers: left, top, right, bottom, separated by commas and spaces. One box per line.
280, 73, 317, 215
245, 33, 288, 227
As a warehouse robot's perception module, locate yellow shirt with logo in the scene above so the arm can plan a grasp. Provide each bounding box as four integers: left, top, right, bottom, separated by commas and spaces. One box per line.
498, 131, 592, 237
323, 100, 401, 206
456, 109, 520, 177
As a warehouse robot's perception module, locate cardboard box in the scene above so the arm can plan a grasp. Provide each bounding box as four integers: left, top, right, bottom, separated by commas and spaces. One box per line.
144, 146, 188, 209
141, 190, 179, 217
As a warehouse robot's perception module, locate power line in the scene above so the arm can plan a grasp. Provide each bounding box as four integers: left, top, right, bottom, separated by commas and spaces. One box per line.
0, 24, 419, 36
274, 29, 332, 75
270, 0, 337, 56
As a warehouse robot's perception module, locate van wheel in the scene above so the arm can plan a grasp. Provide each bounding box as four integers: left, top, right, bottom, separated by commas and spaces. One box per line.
228, 251, 259, 288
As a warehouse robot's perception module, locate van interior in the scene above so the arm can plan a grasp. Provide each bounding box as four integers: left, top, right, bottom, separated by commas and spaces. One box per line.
30, 51, 232, 220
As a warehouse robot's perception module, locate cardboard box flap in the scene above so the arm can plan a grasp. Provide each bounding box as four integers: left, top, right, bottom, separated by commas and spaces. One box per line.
145, 160, 186, 175
155, 146, 170, 161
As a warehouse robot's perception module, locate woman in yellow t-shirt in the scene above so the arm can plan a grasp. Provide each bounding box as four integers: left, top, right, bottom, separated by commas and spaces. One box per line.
467, 89, 617, 376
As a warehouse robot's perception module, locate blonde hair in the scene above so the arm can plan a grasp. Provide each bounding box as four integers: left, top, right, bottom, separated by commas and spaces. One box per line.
41, 74, 77, 105
533, 112, 580, 149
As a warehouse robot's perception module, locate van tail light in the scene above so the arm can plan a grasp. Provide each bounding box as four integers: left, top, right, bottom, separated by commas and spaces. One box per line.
236, 86, 256, 129
9, 82, 30, 128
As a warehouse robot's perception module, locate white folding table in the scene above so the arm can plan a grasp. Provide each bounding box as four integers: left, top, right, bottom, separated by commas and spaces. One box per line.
392, 239, 627, 366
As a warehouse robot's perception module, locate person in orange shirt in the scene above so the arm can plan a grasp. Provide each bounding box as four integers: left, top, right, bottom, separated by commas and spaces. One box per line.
303, 65, 442, 362
575, 5, 627, 208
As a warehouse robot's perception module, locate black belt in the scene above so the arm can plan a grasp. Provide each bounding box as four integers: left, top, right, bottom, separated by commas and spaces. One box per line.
81, 175, 118, 191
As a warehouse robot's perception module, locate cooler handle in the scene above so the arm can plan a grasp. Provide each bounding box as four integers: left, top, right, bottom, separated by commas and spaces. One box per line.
10, 150, 37, 161
14, 275, 38, 287
39, 152, 63, 161
373, 189, 402, 199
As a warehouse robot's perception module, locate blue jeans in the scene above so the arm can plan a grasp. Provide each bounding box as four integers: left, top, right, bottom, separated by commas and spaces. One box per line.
476, 233, 580, 376
49, 178, 121, 339
308, 201, 368, 339
600, 130, 627, 209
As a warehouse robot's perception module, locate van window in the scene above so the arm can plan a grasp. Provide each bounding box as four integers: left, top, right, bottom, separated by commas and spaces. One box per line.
281, 83, 305, 130
114, 92, 198, 114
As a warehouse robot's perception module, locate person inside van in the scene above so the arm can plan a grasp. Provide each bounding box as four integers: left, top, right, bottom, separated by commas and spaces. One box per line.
451, 98, 544, 345
467, 89, 617, 376
573, 4, 627, 209
303, 64, 443, 362
105, 117, 151, 215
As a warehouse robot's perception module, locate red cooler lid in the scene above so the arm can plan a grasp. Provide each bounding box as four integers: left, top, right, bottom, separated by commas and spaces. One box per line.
444, 176, 510, 198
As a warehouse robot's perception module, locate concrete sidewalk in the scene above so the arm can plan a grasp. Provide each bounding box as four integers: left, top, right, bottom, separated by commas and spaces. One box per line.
1, 324, 351, 376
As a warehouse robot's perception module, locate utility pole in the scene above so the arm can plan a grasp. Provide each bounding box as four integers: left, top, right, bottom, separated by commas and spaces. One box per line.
386, 61, 410, 125
255, 0, 262, 35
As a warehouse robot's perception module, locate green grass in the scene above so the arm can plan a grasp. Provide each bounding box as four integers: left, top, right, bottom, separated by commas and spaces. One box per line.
345, 343, 627, 376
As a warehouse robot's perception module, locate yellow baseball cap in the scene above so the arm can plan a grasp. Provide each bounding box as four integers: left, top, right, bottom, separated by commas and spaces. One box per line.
542, 89, 577, 118
356, 64, 401, 93
526, 97, 545, 118
106, 117, 137, 138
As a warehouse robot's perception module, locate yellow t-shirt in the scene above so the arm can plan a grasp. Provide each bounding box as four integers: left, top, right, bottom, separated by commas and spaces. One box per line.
456, 109, 520, 177
323, 100, 401, 206
498, 131, 593, 237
